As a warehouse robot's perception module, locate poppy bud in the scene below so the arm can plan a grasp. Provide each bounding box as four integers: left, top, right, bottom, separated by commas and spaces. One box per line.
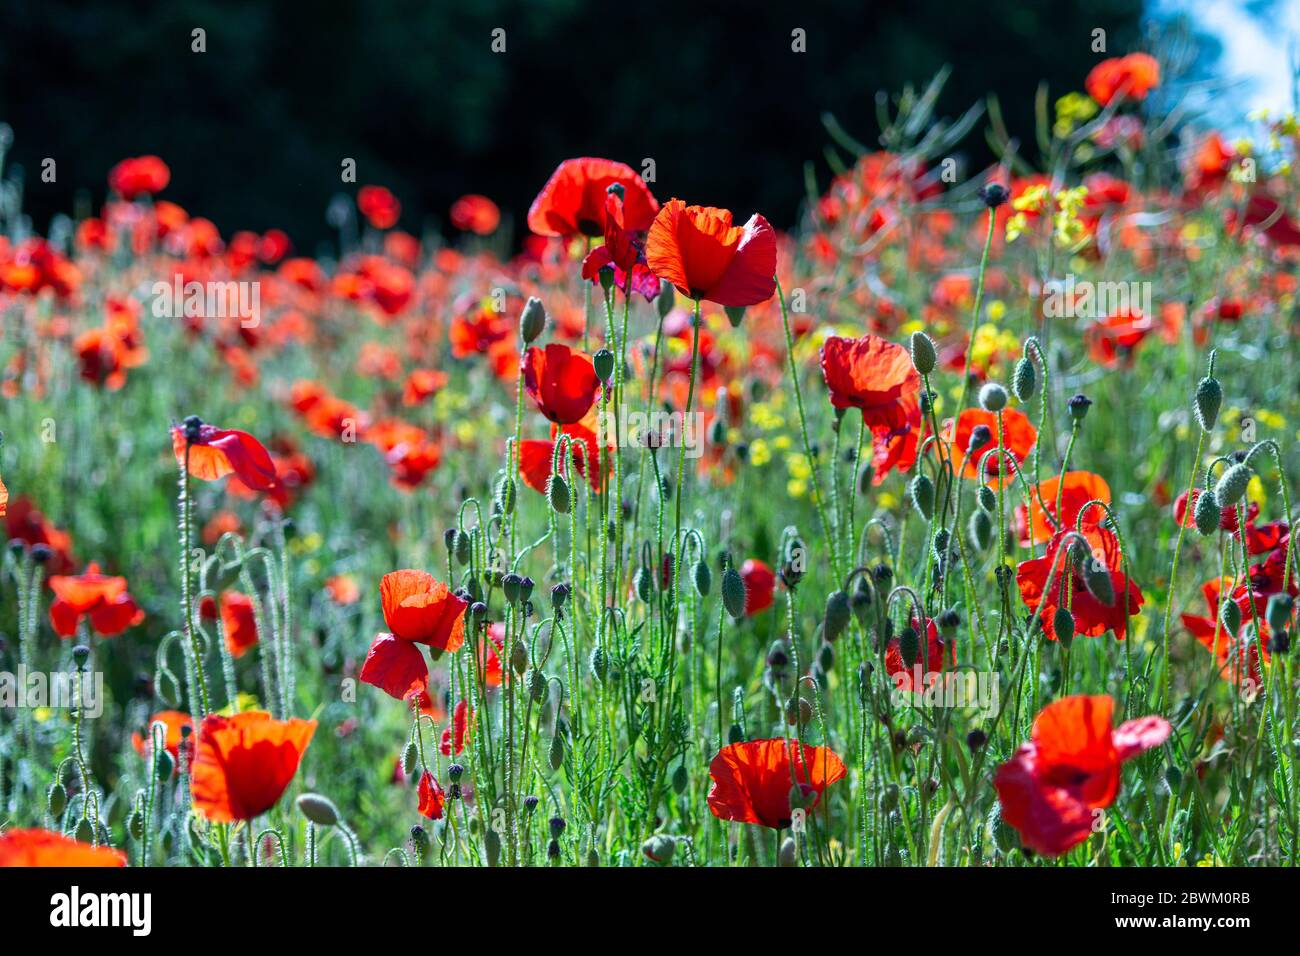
1067, 393, 1092, 423
656, 280, 676, 318
402, 740, 418, 776
979, 182, 1010, 208
1266, 593, 1294, 634
510, 638, 529, 676
484, 828, 502, 867
728, 722, 744, 744
634, 564, 653, 603
1053, 607, 1075, 647
989, 804, 1017, 852
910, 473, 935, 520
824, 590, 851, 642
818, 641, 835, 672
872, 563, 893, 585
724, 305, 745, 328
721, 567, 746, 619
448, 762, 464, 782
526, 668, 546, 701
546, 472, 571, 514
978, 382, 1008, 413
1270, 630, 1291, 655
642, 834, 676, 864
127, 807, 144, 841
899, 626, 920, 669
766, 640, 790, 669
1214, 463, 1251, 507
1193, 489, 1220, 535
470, 601, 488, 625
518, 576, 535, 604
788, 782, 814, 811
519, 296, 547, 344
693, 559, 712, 597
910, 331, 937, 375
75, 817, 95, 844
495, 475, 516, 515
1012, 356, 1037, 401
959, 432, 991, 469
1194, 374, 1222, 432
549, 816, 567, 839
550, 582, 570, 613
48, 783, 67, 817
966, 729, 988, 750
409, 825, 429, 854
937, 608, 960, 638
296, 793, 340, 827
1219, 600, 1242, 637
183, 414, 204, 444
672, 763, 688, 794
31, 543, 52, 564
72, 645, 91, 669
153, 747, 174, 782
850, 578, 873, 625
443, 527, 458, 556
968, 509, 993, 551
589, 646, 608, 682
976, 485, 997, 513
523, 795, 540, 815
593, 348, 615, 384
502, 572, 522, 605
1081, 558, 1115, 607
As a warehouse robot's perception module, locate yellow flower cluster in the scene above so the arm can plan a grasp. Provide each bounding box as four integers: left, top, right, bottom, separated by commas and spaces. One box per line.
1054, 91, 1098, 138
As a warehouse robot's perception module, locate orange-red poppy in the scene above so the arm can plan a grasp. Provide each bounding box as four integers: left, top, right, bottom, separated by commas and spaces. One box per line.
172, 419, 279, 492
943, 407, 1037, 482
1016, 527, 1142, 641
528, 157, 659, 238
108, 155, 170, 200
325, 574, 360, 605
1085, 308, 1153, 368
644, 199, 776, 306
48, 563, 144, 638
819, 334, 920, 433
994, 695, 1169, 856
441, 698, 472, 756
450, 194, 500, 235
190, 711, 316, 822
523, 344, 602, 425
381, 569, 468, 650
707, 738, 847, 829
219, 590, 258, 658
357, 185, 401, 230
740, 558, 776, 616
359, 632, 429, 702
0, 828, 126, 867
1017, 470, 1111, 546
1085, 53, 1159, 107
417, 770, 446, 819
884, 616, 956, 691
131, 709, 194, 766
518, 420, 607, 495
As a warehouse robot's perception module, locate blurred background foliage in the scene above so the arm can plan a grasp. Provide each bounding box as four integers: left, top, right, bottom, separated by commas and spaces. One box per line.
1, 0, 1143, 248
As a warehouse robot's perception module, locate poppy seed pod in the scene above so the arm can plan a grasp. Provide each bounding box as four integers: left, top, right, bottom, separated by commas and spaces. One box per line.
693, 559, 712, 597
824, 590, 851, 642
1053, 607, 1075, 647
721, 567, 747, 619
978, 382, 1008, 412
519, 296, 547, 344
502, 573, 523, 605
910, 473, 935, 520
1067, 393, 1093, 423
550, 582, 570, 613
968, 423, 993, 455
1194, 375, 1222, 432
1193, 489, 1220, 535
910, 331, 937, 375
296, 793, 340, 827
1220, 599, 1242, 637
547, 472, 571, 514
979, 182, 1010, 208
1266, 593, 1294, 634
469, 601, 488, 625
593, 348, 615, 384
1214, 463, 1251, 507
1012, 356, 1037, 401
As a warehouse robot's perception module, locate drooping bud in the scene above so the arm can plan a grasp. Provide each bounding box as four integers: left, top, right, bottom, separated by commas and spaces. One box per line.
1012, 356, 1037, 401
1220, 600, 1242, 637
547, 472, 571, 514
296, 793, 340, 827
721, 567, 747, 620
693, 559, 712, 597
495, 474, 516, 515
1067, 393, 1093, 423
968, 509, 993, 551
1266, 593, 1294, 635
898, 626, 920, 669
402, 740, 418, 776
1192, 489, 1220, 536
976, 485, 997, 513
1081, 556, 1115, 607
910, 473, 935, 520
656, 280, 675, 318
519, 296, 547, 344
823, 590, 851, 642
593, 348, 615, 384
1194, 374, 1222, 432
968, 424, 992, 456
724, 305, 745, 328
1214, 463, 1251, 507
1053, 607, 1075, 647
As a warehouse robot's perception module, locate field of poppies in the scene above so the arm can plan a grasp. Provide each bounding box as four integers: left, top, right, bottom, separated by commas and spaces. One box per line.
1, 51, 1299, 870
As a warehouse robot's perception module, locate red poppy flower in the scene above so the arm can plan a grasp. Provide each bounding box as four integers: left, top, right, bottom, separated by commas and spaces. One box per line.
580, 191, 663, 301
359, 633, 430, 702
5, 496, 75, 573
450, 194, 500, 235
1085, 308, 1153, 368
1017, 471, 1111, 547
884, 616, 956, 691
0, 828, 126, 867
357, 185, 401, 229
417, 770, 445, 820
364, 419, 442, 489
478, 623, 506, 688
1174, 491, 1288, 555
523, 344, 602, 425
707, 738, 847, 829
644, 199, 776, 306
441, 699, 472, 756
0, 475, 7, 519
528, 157, 659, 238
944, 407, 1037, 482
131, 710, 194, 767
325, 575, 360, 605
48, 563, 144, 638
867, 392, 922, 486
740, 558, 776, 616
1085, 53, 1160, 107
108, 155, 170, 200
994, 695, 1170, 856
380, 569, 468, 651
402, 368, 449, 406
190, 711, 316, 822
1180, 576, 1270, 687
1016, 527, 1142, 641
819, 335, 920, 433
219, 590, 258, 658
518, 419, 608, 495
172, 419, 279, 492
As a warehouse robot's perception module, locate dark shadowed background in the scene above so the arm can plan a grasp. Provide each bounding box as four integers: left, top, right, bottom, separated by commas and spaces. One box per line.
0, 0, 1144, 249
